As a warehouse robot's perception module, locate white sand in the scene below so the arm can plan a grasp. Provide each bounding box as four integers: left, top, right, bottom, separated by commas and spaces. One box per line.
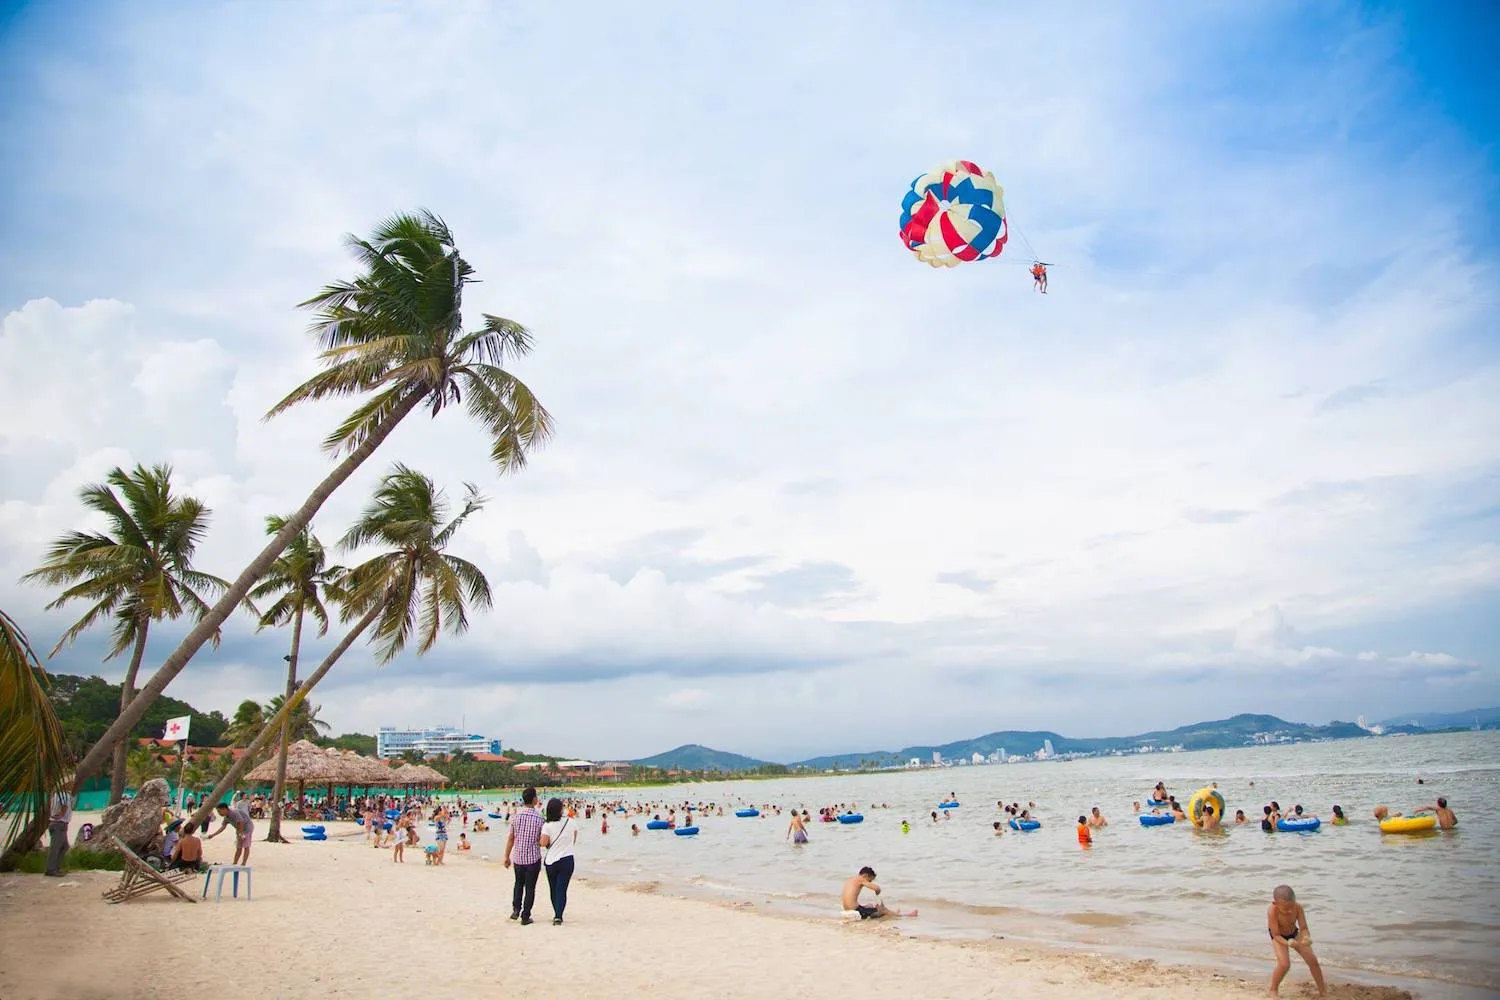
0, 816, 1411, 1000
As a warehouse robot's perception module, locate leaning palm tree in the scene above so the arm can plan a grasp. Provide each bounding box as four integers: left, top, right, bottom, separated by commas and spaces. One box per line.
71, 210, 552, 794
22, 464, 228, 805
249, 517, 344, 842
0, 609, 70, 871
187, 465, 491, 829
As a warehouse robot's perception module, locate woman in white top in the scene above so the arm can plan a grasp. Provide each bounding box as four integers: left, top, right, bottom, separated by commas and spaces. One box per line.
539, 798, 578, 925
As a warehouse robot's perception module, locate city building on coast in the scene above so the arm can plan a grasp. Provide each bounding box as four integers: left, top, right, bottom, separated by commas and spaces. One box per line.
376, 725, 501, 759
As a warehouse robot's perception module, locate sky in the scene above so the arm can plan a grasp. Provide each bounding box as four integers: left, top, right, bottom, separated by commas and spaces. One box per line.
1, 1, 1497, 762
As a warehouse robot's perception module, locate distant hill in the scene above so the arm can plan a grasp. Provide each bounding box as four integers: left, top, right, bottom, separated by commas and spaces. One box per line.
789, 714, 1372, 769
1378, 707, 1500, 730
631, 744, 772, 771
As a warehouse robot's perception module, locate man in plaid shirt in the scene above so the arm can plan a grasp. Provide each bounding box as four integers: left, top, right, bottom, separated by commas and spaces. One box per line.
504, 786, 544, 924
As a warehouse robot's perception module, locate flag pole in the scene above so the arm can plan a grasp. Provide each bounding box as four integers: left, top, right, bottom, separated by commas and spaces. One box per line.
177, 740, 189, 813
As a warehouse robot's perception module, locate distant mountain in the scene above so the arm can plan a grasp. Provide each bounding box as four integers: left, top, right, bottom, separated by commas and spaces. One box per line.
1378, 707, 1500, 730
789, 714, 1371, 769
631, 744, 772, 771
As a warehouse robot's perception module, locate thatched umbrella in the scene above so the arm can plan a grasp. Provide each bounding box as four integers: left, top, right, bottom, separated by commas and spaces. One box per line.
413, 764, 449, 786
246, 740, 345, 810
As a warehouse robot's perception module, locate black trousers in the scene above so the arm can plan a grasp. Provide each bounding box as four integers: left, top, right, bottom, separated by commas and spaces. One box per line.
511, 861, 541, 918
545, 855, 575, 919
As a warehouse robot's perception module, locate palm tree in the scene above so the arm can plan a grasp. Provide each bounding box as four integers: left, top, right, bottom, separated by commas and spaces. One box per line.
22, 464, 229, 805
72, 210, 552, 795
187, 465, 490, 829
125, 747, 168, 788
0, 609, 70, 871
249, 517, 344, 842
263, 695, 331, 742
223, 700, 267, 746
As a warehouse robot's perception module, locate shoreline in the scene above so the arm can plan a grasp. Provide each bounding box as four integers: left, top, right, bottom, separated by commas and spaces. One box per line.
0, 817, 1438, 1000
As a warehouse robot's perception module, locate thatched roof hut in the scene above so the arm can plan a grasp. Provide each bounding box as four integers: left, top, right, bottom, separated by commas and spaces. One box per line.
245, 740, 356, 785
389, 762, 448, 786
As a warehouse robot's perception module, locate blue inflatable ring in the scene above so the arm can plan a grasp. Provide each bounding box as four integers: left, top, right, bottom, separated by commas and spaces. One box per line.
300, 825, 325, 833
1277, 817, 1321, 832
837, 814, 864, 824
674, 826, 700, 836
1146, 799, 1169, 808
735, 808, 760, 817
1139, 814, 1175, 826
1009, 819, 1040, 831
646, 820, 672, 830
939, 801, 960, 809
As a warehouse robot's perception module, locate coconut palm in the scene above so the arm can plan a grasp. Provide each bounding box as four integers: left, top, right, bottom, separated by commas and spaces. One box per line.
72, 210, 552, 795
223, 700, 267, 746
22, 464, 229, 805
263, 695, 331, 742
0, 609, 69, 871
187, 465, 490, 828
249, 517, 344, 842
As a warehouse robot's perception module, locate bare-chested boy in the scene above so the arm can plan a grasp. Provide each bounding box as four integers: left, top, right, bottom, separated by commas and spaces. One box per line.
841, 866, 917, 920
1267, 885, 1326, 997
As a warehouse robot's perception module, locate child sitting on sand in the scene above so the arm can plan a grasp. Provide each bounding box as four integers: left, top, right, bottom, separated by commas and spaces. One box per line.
457, 833, 471, 851
1267, 885, 1327, 997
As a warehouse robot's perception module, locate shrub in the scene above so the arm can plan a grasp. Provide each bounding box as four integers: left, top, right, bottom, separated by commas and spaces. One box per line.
13, 847, 126, 874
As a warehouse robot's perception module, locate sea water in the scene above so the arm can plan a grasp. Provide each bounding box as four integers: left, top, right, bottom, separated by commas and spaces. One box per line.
462, 731, 1500, 994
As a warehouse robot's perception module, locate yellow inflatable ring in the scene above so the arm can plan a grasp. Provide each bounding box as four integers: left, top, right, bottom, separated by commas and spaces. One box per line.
1379, 815, 1437, 834
1187, 786, 1226, 828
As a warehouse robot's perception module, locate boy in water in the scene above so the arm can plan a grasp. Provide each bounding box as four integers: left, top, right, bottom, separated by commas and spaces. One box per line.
1076, 816, 1092, 846
1267, 885, 1327, 997
840, 867, 918, 920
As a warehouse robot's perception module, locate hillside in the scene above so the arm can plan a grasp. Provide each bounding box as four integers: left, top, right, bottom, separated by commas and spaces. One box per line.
1379, 707, 1500, 730
631, 744, 772, 771
790, 714, 1373, 769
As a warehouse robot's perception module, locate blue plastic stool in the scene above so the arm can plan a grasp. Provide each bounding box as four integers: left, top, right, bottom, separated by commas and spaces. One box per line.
202, 864, 253, 901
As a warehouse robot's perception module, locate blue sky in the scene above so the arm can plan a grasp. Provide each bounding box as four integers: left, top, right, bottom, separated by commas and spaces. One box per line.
1, 1, 1496, 759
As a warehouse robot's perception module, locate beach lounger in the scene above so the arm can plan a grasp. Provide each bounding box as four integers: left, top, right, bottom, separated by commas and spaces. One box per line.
101, 836, 199, 904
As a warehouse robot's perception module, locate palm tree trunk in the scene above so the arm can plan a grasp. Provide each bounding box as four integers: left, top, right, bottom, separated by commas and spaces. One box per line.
71, 391, 425, 794
265, 603, 304, 843
188, 600, 385, 830
108, 617, 151, 806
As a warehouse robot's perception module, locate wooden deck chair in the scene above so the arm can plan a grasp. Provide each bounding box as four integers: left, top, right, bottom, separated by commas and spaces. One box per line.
101, 836, 199, 904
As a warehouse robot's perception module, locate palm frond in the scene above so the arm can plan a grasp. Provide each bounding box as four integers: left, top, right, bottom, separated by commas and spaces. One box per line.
0, 609, 69, 863
455, 364, 554, 473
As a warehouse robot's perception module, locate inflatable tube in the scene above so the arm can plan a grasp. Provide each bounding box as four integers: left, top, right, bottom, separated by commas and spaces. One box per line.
1139, 813, 1175, 826
646, 820, 672, 830
1380, 815, 1437, 835
735, 808, 760, 818
486, 812, 502, 819
386, 809, 401, 819
616, 807, 627, 814
468, 806, 482, 812
356, 817, 365, 826
382, 822, 393, 831
939, 801, 960, 809
673, 826, 700, 836
1277, 817, 1321, 833
1146, 798, 1169, 808
303, 832, 327, 841
837, 813, 864, 824
1187, 787, 1226, 829
1009, 819, 1041, 831
300, 825, 326, 833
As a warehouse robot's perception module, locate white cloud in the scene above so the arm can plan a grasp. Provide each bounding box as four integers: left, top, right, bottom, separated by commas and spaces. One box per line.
0, 2, 1496, 758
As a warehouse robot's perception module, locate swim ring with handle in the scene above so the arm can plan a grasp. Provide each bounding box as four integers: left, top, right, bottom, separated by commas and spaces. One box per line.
1276, 817, 1321, 832
1138, 814, 1175, 826
1009, 819, 1041, 831
837, 814, 864, 824
1379, 815, 1437, 834
1187, 787, 1226, 829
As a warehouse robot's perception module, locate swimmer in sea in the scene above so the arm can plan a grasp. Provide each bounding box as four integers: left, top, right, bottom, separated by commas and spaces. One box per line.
900, 819, 911, 834
1267, 885, 1326, 997
1200, 804, 1221, 832
841, 867, 917, 920
1088, 806, 1108, 829
1132, 801, 1141, 814
1330, 805, 1347, 826
1076, 816, 1092, 846
992, 821, 1004, 836
1416, 797, 1458, 829
1235, 809, 1248, 825
787, 811, 809, 845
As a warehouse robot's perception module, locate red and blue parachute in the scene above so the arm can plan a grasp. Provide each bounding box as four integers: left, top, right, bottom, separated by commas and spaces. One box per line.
899, 159, 1008, 268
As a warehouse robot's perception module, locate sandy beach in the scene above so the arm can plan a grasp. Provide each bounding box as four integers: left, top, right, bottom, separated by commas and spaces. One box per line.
0, 815, 1416, 1000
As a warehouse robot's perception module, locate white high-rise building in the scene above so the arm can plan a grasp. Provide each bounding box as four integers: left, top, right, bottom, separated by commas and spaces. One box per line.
1042, 739, 1055, 759
999, 747, 1008, 763
376, 725, 501, 759
932, 750, 942, 765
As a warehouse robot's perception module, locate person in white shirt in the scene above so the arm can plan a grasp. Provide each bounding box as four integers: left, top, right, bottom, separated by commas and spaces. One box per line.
45, 788, 73, 877
539, 798, 578, 925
